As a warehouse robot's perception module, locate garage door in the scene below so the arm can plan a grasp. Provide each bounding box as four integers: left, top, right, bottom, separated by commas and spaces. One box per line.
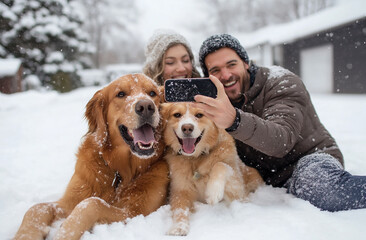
300, 44, 333, 93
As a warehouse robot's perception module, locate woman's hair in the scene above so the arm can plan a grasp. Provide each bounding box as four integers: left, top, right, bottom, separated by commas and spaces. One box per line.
143, 30, 201, 86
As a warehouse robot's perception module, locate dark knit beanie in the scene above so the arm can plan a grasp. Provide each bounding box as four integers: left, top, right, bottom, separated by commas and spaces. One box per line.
199, 34, 250, 77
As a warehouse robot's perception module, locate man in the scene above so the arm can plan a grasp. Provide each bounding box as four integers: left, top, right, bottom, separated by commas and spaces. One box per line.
192, 33, 366, 211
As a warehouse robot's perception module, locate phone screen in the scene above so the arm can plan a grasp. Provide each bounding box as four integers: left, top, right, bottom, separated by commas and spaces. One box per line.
164, 78, 217, 102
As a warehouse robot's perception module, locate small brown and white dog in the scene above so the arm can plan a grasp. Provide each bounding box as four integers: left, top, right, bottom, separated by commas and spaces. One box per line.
161, 102, 263, 236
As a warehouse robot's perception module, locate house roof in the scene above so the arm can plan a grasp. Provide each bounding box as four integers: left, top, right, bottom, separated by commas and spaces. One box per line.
0, 59, 22, 78
237, 0, 366, 48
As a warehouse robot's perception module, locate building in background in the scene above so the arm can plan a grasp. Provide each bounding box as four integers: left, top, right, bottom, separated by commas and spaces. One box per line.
237, 2, 366, 94
0, 59, 23, 94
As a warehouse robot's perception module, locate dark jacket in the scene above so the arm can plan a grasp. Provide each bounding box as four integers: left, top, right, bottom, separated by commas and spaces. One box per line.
230, 66, 343, 187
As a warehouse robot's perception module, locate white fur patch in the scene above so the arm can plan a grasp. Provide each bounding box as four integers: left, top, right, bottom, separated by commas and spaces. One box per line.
205, 163, 233, 205
176, 108, 201, 138
167, 208, 190, 236
205, 178, 225, 205
168, 221, 189, 236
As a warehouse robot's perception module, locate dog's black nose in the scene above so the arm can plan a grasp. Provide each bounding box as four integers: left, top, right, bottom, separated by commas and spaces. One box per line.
181, 124, 194, 135
135, 99, 155, 118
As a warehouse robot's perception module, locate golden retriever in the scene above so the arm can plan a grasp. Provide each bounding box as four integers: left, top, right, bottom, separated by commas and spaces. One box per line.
161, 102, 263, 236
14, 74, 169, 240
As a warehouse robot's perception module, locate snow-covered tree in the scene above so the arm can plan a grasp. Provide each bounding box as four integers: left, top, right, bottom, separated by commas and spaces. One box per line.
77, 0, 143, 67
0, 0, 93, 92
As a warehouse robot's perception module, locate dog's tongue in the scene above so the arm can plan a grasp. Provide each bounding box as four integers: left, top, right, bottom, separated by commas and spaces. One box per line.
132, 124, 155, 145
182, 138, 196, 154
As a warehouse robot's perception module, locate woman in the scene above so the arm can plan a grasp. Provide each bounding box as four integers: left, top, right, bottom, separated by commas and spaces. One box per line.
143, 29, 201, 85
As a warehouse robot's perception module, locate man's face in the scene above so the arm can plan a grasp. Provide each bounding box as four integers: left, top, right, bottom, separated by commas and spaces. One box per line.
205, 48, 250, 102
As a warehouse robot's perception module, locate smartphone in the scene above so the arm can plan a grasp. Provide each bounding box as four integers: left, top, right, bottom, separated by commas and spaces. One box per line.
164, 78, 217, 102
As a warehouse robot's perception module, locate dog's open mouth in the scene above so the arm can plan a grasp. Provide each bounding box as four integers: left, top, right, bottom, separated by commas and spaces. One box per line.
119, 124, 157, 157
176, 131, 203, 155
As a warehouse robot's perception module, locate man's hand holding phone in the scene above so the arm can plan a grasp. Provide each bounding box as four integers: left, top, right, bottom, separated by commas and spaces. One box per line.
163, 75, 237, 129
192, 75, 237, 130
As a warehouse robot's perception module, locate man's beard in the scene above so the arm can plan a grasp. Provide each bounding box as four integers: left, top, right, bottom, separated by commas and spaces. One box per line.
224, 75, 243, 103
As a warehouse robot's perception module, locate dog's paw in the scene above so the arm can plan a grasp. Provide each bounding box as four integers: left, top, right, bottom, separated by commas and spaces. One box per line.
205, 180, 225, 205
167, 222, 189, 236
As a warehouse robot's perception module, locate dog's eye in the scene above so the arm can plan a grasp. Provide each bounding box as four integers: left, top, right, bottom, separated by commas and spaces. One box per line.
116, 91, 125, 98
195, 113, 204, 118
173, 113, 181, 118
149, 91, 157, 97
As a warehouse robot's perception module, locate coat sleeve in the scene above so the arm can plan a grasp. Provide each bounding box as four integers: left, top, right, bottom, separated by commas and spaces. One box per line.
230, 73, 308, 158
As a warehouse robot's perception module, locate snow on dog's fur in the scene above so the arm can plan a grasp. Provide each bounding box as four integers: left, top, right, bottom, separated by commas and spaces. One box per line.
161, 102, 263, 236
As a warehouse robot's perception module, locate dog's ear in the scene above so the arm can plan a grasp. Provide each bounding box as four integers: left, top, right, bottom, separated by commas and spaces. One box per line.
158, 85, 165, 103
85, 90, 108, 145
160, 102, 172, 130
160, 102, 171, 117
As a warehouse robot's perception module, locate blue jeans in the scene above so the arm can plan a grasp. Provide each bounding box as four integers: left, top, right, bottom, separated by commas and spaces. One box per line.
285, 153, 366, 211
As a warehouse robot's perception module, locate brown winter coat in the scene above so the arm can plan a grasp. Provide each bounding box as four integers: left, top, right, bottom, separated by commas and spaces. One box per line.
231, 66, 343, 187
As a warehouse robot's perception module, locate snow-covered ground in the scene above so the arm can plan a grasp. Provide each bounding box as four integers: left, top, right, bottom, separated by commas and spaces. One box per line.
1, 86, 366, 240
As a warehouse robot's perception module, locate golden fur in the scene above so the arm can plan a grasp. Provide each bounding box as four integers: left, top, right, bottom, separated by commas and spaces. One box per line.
161, 103, 263, 236
14, 74, 169, 240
